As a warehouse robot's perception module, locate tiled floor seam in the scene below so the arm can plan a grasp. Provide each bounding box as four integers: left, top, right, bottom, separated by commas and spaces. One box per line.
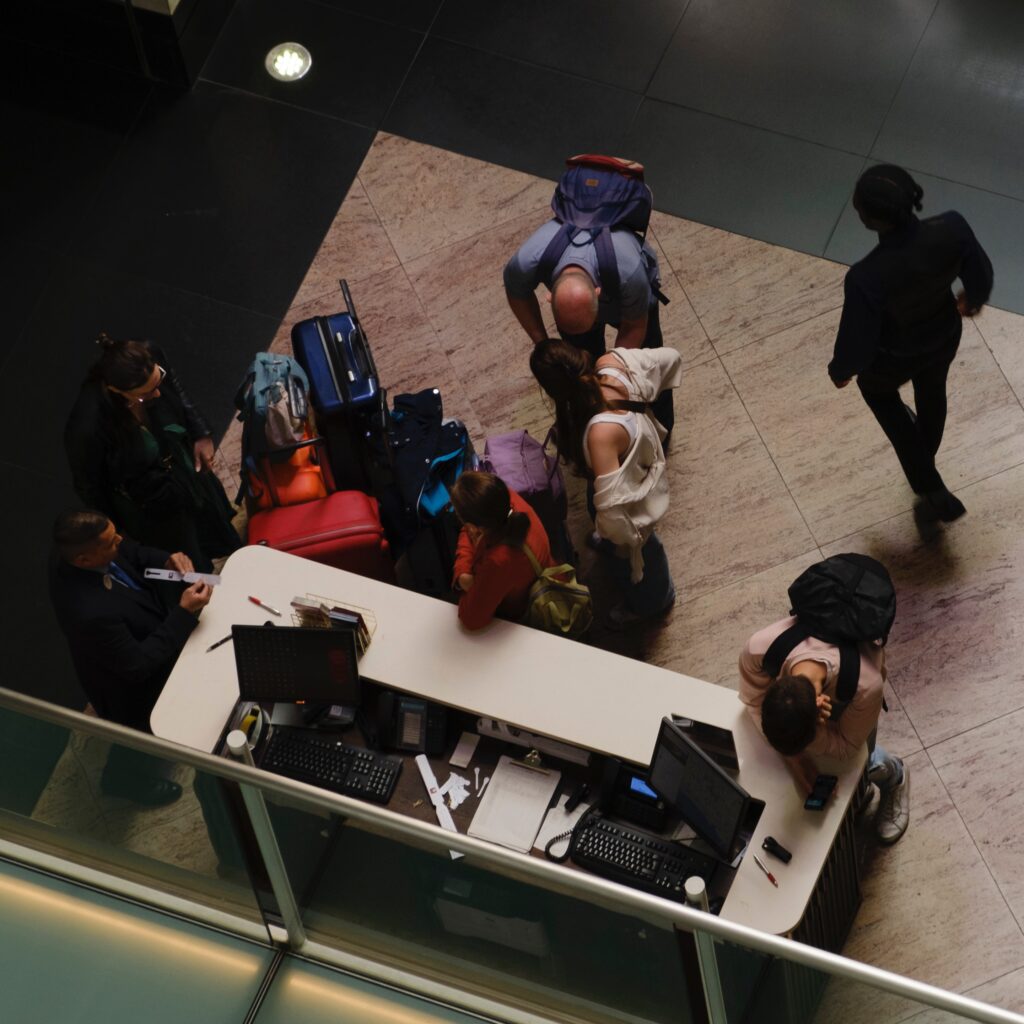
350, 170, 406, 276
920, 745, 1024, 941
714, 351, 822, 543
709, 299, 845, 359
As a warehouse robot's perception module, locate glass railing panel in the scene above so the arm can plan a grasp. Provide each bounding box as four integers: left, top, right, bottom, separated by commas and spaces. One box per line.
0, 704, 266, 928
262, 791, 700, 1024
256, 956, 499, 1024
0, 857, 274, 1023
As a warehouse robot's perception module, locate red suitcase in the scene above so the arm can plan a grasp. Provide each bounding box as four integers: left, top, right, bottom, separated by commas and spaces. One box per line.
248, 489, 395, 582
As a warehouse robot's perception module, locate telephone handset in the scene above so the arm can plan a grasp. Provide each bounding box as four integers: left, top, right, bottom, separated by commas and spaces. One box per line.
544, 807, 603, 862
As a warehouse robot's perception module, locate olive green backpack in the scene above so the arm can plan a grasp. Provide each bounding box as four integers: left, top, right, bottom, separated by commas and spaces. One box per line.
521, 544, 593, 641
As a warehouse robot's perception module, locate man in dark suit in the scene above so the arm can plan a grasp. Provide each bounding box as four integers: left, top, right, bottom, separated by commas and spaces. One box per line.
49, 509, 212, 806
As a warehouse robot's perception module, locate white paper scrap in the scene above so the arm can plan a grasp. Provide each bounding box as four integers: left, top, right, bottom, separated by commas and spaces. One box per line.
449, 731, 480, 768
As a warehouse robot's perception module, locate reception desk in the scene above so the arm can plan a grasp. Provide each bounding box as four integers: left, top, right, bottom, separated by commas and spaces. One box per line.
153, 545, 865, 941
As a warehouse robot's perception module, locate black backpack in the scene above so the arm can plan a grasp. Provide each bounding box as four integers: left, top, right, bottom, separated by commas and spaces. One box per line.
761, 554, 896, 714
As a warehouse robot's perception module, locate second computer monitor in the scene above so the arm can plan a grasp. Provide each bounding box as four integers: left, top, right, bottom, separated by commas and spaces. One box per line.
232, 625, 361, 706
648, 716, 750, 861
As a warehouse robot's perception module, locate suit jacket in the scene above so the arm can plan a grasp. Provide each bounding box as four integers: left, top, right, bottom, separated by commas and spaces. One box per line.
49, 537, 199, 730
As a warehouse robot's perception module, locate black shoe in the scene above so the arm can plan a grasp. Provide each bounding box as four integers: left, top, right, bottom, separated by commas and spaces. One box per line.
103, 777, 183, 808
924, 487, 966, 522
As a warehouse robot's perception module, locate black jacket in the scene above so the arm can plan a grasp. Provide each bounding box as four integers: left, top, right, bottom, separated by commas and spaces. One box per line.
49, 537, 198, 730
829, 212, 993, 381
64, 343, 212, 518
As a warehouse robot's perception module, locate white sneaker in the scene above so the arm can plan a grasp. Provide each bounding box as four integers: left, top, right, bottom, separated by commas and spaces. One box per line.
875, 762, 910, 845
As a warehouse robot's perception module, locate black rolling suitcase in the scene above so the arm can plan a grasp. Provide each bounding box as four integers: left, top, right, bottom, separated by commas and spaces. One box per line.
291, 279, 389, 492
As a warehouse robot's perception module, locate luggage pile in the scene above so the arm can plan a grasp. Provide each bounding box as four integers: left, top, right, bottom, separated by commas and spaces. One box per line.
233, 280, 488, 593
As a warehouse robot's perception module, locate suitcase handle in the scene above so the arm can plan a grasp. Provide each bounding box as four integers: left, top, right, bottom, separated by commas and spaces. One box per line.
339, 278, 380, 382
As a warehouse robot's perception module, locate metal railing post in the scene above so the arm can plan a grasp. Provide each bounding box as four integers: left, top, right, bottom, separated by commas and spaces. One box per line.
226, 730, 307, 949
685, 877, 728, 1024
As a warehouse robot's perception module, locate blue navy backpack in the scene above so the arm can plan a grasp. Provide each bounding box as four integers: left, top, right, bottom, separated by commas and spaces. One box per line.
537, 154, 666, 307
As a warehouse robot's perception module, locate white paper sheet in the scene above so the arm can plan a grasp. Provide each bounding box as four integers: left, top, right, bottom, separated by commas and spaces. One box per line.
468, 755, 560, 853
533, 795, 592, 857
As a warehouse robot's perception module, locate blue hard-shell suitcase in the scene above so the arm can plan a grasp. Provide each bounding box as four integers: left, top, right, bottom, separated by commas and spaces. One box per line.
291, 279, 386, 490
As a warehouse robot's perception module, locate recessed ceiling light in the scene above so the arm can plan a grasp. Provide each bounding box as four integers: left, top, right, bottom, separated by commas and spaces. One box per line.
265, 42, 312, 82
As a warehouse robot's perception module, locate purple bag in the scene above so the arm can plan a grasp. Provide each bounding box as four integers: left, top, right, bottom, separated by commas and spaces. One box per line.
482, 429, 571, 562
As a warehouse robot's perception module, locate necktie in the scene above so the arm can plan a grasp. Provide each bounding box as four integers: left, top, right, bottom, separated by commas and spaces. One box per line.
108, 562, 142, 592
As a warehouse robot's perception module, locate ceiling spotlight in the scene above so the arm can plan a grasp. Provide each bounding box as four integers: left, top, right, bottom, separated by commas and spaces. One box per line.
265, 42, 312, 82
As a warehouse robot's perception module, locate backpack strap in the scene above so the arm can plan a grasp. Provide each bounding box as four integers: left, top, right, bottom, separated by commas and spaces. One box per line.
835, 644, 860, 704
607, 399, 650, 413
536, 222, 578, 288
761, 622, 811, 679
521, 542, 545, 579
592, 226, 622, 306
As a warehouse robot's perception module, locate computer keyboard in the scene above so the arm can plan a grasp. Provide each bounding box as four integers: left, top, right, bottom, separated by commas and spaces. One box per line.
259, 729, 401, 805
569, 814, 716, 900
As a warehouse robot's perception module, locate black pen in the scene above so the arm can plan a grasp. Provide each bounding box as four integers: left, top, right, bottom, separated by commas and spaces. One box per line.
206, 633, 233, 653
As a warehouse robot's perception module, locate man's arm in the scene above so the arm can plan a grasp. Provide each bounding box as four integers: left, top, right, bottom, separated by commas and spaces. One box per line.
828, 269, 882, 385
955, 214, 994, 315
506, 293, 548, 345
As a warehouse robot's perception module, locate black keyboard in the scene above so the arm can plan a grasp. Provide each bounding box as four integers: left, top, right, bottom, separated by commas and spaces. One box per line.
570, 814, 716, 901
260, 729, 401, 805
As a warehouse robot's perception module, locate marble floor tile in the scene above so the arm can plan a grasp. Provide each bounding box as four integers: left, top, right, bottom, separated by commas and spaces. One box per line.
405, 209, 560, 442
905, 966, 1024, 1023
724, 310, 1024, 544
642, 550, 823, 687
821, 463, 1024, 747
973, 304, 1024, 406
650, 211, 846, 356
358, 132, 553, 264
645, 225, 717, 370
288, 175, 402, 311
814, 750, 1024, 1024
29, 745, 111, 842
658, 357, 818, 602
930, 707, 1024, 931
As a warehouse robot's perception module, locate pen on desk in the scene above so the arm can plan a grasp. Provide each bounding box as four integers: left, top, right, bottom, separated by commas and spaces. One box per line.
248, 596, 281, 616
753, 853, 779, 888
205, 633, 233, 653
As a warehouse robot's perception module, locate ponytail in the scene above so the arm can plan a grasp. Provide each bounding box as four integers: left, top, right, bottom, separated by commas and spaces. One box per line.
853, 164, 923, 227
451, 471, 531, 547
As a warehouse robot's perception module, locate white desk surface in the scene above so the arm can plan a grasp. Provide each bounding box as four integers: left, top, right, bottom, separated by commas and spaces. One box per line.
153, 545, 864, 935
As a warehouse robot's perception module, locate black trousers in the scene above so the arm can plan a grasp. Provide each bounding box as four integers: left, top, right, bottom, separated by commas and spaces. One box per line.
559, 299, 675, 443
856, 339, 960, 495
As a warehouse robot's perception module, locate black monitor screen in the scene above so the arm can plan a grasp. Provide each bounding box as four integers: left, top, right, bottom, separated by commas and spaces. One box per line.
232, 625, 360, 705
648, 717, 750, 860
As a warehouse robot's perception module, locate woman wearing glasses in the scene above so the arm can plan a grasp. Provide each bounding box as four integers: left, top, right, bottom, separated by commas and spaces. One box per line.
64, 334, 240, 572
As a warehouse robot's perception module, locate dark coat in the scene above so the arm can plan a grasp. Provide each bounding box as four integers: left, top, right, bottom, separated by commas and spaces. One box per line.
64, 343, 212, 521
49, 537, 198, 730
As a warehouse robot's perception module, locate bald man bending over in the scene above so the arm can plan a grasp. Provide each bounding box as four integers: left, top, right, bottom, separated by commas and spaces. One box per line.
504, 218, 674, 438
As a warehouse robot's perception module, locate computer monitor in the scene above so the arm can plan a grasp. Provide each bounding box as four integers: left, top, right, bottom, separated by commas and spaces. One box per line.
648, 716, 751, 861
232, 625, 361, 706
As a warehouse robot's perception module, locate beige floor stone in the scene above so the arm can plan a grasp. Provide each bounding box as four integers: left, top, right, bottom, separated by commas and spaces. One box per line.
724, 310, 1024, 544
822, 463, 1024, 747
358, 132, 554, 264
814, 751, 1024, 1024
930, 707, 1024, 930
974, 304, 1024, 406
650, 211, 846, 355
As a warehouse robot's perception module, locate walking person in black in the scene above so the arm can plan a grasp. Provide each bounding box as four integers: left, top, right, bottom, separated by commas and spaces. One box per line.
829, 164, 993, 521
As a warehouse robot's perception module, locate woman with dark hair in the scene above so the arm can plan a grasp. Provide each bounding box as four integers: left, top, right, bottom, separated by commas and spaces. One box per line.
64, 334, 240, 572
450, 470, 555, 630
829, 163, 994, 522
530, 338, 682, 628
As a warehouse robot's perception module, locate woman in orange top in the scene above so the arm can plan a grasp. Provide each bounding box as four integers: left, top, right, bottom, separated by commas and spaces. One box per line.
450, 471, 554, 630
